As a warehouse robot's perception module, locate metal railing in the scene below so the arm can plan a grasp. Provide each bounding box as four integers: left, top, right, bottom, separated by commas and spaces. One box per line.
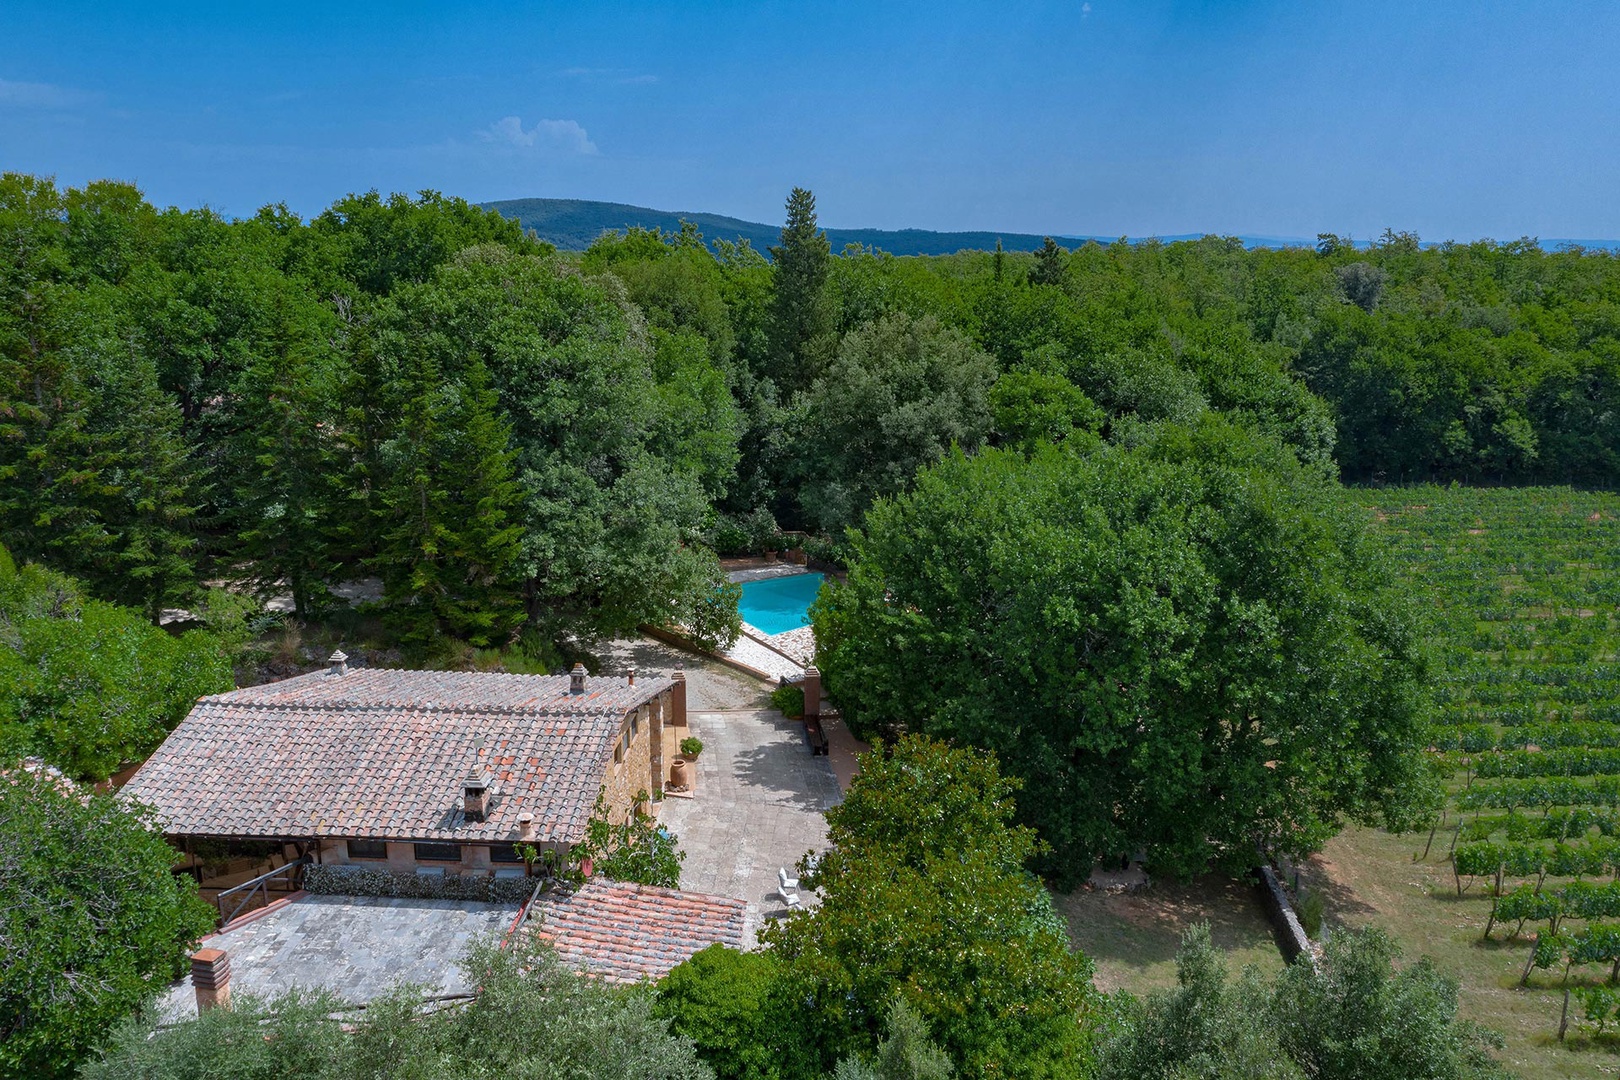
215, 856, 311, 926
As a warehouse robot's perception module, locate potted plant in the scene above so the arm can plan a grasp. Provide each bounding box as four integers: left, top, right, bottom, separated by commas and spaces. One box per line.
680, 736, 704, 759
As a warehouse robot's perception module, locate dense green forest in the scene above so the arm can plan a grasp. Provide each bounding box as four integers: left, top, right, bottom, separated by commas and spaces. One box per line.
4, 175, 1618, 658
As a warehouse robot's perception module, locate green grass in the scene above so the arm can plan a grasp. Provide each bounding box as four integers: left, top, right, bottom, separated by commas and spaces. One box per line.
1313, 826, 1619, 1080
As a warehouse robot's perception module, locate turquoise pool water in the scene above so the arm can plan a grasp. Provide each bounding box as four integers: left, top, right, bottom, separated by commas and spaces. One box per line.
737, 572, 825, 635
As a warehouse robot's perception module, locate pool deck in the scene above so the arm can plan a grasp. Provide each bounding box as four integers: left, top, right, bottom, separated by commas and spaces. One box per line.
725, 564, 813, 585
727, 630, 805, 681
724, 566, 818, 680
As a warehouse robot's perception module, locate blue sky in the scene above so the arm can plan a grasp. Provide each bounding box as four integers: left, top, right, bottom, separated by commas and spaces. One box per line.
2, 1, 1617, 240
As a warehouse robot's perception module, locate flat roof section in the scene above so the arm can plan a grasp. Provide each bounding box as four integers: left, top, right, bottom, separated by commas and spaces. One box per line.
161, 894, 518, 1019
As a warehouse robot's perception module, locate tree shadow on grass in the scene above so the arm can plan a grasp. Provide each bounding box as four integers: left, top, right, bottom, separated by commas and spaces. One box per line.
1296, 852, 1380, 923
1060, 875, 1290, 991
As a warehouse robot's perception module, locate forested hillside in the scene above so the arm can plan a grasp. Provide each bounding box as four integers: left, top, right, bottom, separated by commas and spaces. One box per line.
482, 196, 1108, 255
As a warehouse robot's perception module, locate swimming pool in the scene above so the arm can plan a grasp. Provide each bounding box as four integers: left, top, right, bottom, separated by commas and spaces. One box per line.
736, 572, 825, 635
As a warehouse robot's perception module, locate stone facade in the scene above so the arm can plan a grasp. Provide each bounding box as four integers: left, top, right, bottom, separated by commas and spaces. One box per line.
602, 702, 655, 824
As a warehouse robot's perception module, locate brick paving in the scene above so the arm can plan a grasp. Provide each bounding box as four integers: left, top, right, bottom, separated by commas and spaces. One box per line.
658, 709, 842, 945
161, 894, 517, 1018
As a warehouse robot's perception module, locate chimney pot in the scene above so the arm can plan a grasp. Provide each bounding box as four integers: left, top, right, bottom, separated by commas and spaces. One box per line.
569, 663, 586, 694
627, 666, 635, 686
463, 762, 492, 823
518, 812, 533, 838
191, 948, 231, 1012
327, 650, 348, 676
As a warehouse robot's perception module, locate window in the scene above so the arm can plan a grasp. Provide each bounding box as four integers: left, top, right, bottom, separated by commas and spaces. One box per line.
414, 842, 461, 862
347, 839, 388, 861
488, 844, 524, 864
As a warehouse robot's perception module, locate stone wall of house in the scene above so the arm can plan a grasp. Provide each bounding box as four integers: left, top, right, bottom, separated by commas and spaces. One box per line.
601, 703, 654, 824
317, 836, 567, 873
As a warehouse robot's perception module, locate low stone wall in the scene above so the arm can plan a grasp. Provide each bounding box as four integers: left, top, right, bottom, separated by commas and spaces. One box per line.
1256, 864, 1315, 966
305, 863, 543, 905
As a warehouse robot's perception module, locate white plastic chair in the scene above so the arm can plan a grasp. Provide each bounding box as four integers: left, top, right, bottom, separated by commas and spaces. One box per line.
779, 866, 800, 891
777, 884, 802, 910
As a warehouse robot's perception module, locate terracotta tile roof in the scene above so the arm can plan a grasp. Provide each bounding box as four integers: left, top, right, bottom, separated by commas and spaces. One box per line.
122, 668, 672, 846
532, 880, 747, 981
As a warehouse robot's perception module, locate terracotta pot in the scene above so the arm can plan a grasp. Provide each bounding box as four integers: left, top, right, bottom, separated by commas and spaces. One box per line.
668, 758, 690, 788
764, 549, 779, 563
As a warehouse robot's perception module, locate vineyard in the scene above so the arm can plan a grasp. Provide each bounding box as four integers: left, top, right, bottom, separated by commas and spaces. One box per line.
1354, 486, 1620, 1046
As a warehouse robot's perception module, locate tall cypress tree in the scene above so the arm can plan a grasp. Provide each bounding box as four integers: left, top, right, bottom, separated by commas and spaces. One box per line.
1029, 236, 1068, 287
78, 345, 199, 622
374, 357, 524, 649
0, 279, 200, 622
766, 187, 836, 397
226, 291, 341, 620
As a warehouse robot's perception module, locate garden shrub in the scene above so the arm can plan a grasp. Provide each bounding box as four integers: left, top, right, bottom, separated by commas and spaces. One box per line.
770, 684, 805, 719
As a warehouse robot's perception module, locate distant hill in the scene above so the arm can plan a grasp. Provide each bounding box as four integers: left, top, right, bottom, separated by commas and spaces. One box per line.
481, 198, 1620, 257
481, 198, 1112, 255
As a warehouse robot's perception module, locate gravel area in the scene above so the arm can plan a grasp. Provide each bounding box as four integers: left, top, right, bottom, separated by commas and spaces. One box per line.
724, 565, 812, 584
596, 636, 774, 711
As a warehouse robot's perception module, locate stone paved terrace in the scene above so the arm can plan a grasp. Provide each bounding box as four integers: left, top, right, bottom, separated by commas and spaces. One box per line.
162, 894, 518, 1018
658, 708, 842, 944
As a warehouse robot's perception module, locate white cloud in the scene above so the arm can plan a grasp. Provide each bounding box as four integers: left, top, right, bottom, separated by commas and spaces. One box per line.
0, 77, 90, 109
482, 115, 598, 155
1082, 2, 1092, 15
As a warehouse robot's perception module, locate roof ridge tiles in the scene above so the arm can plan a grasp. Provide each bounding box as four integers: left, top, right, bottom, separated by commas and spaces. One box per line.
201, 698, 626, 714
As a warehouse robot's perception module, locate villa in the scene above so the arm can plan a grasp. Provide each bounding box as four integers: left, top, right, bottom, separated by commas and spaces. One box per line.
123, 654, 687, 877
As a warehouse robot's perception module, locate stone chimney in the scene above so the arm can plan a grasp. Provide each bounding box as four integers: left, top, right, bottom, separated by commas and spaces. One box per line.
803, 665, 822, 723
671, 667, 687, 729
191, 948, 231, 1012
327, 649, 348, 676
627, 666, 636, 686
569, 662, 586, 694
463, 764, 493, 823
517, 812, 533, 839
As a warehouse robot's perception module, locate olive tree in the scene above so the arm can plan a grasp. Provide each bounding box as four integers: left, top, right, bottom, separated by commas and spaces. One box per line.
1, 769, 215, 1079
